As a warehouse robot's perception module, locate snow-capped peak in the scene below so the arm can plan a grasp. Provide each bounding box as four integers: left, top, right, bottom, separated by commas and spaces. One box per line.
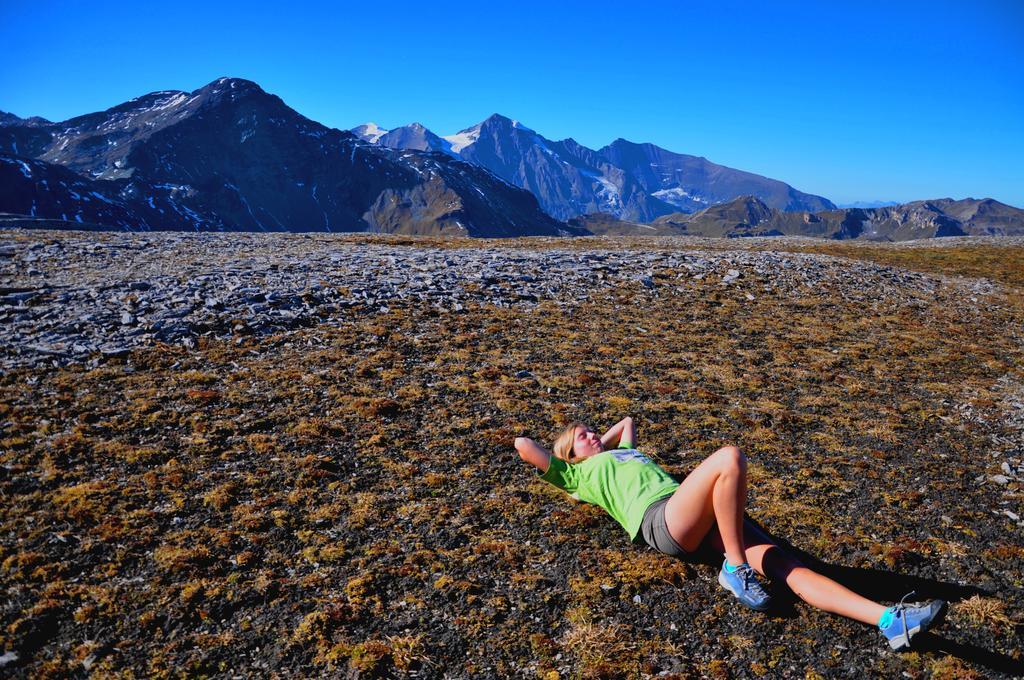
351, 122, 389, 143
511, 119, 534, 133
442, 123, 482, 154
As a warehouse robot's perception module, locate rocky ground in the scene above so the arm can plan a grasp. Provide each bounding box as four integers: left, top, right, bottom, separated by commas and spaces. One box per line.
0, 231, 1005, 371
1, 230, 1022, 678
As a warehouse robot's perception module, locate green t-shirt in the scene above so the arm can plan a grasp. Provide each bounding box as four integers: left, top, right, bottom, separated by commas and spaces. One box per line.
539, 441, 680, 540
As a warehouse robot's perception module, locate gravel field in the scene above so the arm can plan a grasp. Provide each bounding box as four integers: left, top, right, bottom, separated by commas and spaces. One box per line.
0, 231, 1011, 371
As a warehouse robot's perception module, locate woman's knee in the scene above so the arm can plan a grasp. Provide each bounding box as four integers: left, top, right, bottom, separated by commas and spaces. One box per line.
783, 565, 824, 598
713, 445, 746, 473
759, 546, 805, 582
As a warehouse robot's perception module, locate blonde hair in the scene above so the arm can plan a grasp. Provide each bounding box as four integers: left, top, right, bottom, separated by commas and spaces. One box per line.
553, 421, 587, 463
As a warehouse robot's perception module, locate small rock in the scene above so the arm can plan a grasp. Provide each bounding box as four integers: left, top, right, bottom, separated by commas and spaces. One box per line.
633, 594, 642, 605
1004, 510, 1020, 521
2, 291, 38, 305
990, 475, 1010, 485
120, 311, 136, 325
99, 345, 130, 357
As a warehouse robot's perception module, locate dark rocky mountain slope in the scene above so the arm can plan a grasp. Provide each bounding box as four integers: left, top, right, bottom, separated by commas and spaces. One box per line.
0, 153, 222, 230
0, 79, 569, 237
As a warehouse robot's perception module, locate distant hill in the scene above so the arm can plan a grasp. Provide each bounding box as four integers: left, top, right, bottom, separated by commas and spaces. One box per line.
837, 200, 900, 209
928, 197, 1024, 235
566, 212, 682, 236
647, 196, 1024, 240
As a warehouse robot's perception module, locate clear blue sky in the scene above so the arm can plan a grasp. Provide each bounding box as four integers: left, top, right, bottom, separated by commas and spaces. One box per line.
3, 0, 1022, 207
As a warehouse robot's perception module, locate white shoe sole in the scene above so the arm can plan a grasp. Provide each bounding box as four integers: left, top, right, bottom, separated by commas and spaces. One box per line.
887, 624, 922, 650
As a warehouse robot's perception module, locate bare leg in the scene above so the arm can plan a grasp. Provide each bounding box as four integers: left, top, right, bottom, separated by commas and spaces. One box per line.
663, 445, 886, 624
707, 520, 887, 625
662, 446, 748, 567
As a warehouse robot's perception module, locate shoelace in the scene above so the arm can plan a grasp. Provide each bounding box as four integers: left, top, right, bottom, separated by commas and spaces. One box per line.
890, 590, 918, 642
735, 563, 767, 596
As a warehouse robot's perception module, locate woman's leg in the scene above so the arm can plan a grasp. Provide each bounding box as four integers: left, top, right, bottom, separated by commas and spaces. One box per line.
663, 445, 886, 624
662, 445, 748, 567
706, 520, 887, 625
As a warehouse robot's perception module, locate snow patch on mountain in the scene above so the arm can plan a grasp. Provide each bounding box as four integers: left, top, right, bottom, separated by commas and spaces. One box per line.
149, 93, 189, 112
351, 122, 389, 143
653, 186, 708, 206
2, 157, 33, 178
581, 169, 621, 209
443, 124, 482, 154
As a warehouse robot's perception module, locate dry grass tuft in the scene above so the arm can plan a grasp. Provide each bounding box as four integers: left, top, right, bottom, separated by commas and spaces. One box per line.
952, 595, 1016, 634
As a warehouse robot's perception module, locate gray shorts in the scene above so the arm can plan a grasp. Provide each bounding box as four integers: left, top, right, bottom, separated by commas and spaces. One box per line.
636, 494, 713, 562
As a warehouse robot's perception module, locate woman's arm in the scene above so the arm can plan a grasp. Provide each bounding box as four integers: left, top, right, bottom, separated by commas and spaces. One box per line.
514, 437, 551, 472
600, 416, 635, 449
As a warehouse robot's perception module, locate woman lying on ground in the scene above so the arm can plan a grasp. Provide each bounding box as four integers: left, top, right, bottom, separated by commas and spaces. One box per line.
514, 416, 947, 651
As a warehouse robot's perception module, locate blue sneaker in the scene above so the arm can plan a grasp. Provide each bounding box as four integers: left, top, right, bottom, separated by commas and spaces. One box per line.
718, 558, 771, 611
878, 592, 947, 651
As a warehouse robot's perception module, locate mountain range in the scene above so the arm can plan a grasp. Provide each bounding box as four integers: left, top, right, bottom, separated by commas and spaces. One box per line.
1, 76, 1021, 239
569, 195, 1024, 239
351, 116, 835, 221
0, 78, 568, 237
